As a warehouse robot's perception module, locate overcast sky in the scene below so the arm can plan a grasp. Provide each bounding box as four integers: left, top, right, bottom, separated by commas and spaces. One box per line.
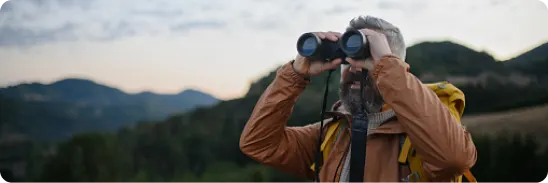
0, 0, 547, 100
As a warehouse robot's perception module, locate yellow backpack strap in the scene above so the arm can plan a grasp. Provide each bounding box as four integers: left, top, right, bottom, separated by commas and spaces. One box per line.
398, 81, 477, 182
310, 121, 341, 171
398, 136, 411, 164
464, 170, 477, 182
399, 136, 429, 182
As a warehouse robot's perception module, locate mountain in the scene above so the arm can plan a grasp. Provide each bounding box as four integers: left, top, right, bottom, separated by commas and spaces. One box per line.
403, 41, 548, 114
3, 41, 548, 182
405, 41, 508, 78
504, 42, 548, 67
0, 78, 220, 141
0, 78, 142, 107
503, 42, 548, 84
134, 89, 220, 118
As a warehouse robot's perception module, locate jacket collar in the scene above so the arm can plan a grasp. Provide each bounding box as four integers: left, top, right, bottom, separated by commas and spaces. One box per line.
325, 100, 405, 135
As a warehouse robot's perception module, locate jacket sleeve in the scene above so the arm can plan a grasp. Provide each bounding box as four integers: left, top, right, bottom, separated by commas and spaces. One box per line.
239, 61, 320, 180
371, 55, 478, 180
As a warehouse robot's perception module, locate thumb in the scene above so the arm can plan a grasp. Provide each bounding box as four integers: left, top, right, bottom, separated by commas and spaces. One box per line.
323, 58, 342, 71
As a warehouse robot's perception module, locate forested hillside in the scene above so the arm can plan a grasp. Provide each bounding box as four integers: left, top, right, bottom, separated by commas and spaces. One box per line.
1, 41, 548, 182
0, 78, 220, 141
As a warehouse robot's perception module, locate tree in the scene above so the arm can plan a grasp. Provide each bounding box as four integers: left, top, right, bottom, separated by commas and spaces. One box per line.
36, 133, 131, 181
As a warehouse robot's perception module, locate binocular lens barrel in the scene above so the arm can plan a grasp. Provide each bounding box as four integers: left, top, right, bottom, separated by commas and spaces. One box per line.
343, 34, 362, 54
296, 33, 344, 61
296, 30, 370, 62
340, 30, 370, 59
298, 34, 319, 57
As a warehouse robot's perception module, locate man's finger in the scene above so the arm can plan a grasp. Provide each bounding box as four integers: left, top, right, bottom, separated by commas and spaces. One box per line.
358, 28, 377, 36
329, 31, 343, 38
345, 57, 365, 68
344, 57, 360, 65
315, 32, 326, 39
325, 33, 339, 42
324, 58, 342, 70
346, 57, 377, 70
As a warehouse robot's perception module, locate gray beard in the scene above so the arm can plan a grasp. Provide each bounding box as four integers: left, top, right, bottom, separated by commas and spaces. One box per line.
339, 79, 384, 115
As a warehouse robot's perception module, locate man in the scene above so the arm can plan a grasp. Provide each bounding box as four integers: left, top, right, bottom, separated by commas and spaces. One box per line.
239, 15, 477, 182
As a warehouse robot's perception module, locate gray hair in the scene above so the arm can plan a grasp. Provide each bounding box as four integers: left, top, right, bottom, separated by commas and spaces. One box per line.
346, 15, 406, 60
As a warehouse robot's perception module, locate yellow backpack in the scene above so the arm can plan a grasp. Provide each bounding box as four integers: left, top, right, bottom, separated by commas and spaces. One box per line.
310, 81, 477, 182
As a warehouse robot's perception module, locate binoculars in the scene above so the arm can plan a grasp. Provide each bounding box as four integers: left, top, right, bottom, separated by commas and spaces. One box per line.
296, 30, 371, 63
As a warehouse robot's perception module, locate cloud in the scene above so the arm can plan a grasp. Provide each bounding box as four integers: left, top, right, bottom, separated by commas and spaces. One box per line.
0, 0, 237, 47
170, 21, 227, 32
0, 0, 401, 47
0, 22, 75, 46
0, 0, 547, 49
1, 0, 547, 59
0, 0, 505, 47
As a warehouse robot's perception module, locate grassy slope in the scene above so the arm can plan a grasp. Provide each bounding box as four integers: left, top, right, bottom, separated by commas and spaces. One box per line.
462, 103, 548, 145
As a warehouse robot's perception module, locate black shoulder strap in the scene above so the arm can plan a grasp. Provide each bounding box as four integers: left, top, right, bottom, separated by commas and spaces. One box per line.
348, 67, 371, 182
349, 113, 368, 182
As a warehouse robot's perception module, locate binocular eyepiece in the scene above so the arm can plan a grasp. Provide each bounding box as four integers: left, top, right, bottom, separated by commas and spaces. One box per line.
296, 30, 371, 64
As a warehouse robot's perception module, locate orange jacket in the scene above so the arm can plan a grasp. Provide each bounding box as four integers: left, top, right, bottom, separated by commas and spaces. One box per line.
239, 55, 477, 182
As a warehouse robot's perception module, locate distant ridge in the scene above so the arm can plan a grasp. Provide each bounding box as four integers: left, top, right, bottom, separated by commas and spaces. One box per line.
0, 77, 221, 141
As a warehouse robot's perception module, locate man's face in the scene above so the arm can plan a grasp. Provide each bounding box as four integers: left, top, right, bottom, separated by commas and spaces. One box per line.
339, 62, 384, 114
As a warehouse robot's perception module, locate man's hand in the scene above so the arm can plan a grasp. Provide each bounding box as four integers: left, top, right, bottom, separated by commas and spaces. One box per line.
293, 31, 343, 77
344, 29, 393, 71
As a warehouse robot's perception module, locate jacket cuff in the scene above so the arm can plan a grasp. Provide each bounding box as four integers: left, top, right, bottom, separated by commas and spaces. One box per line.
277, 60, 311, 88
371, 55, 408, 79
371, 55, 410, 94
